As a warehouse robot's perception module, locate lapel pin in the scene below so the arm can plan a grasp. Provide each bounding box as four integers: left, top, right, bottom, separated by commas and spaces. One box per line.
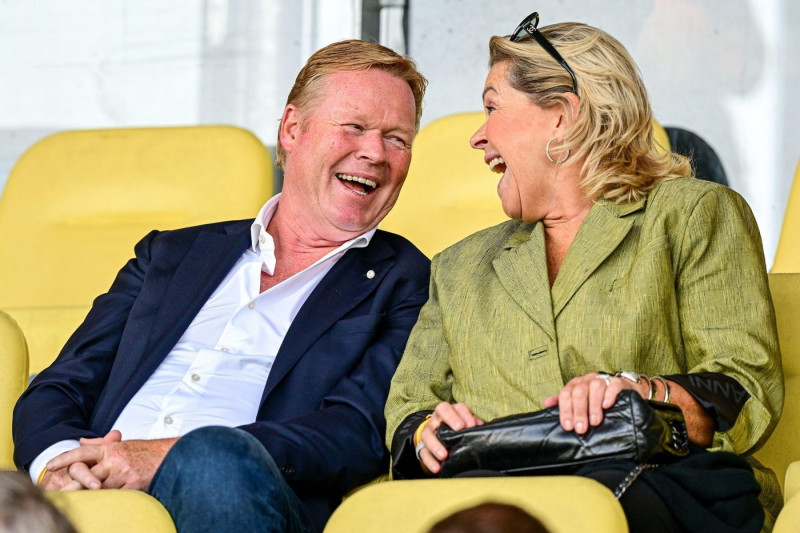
366, 269, 375, 279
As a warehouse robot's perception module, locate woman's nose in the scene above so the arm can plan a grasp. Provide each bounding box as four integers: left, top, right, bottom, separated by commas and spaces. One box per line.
470, 122, 487, 150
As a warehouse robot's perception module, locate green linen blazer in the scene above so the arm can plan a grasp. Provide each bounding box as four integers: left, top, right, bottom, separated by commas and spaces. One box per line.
385, 177, 783, 515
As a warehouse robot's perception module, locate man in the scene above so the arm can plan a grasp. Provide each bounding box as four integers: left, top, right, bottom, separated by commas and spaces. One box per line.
13, 40, 429, 533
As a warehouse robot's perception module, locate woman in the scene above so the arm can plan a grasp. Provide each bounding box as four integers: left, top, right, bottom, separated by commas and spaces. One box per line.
385, 13, 782, 533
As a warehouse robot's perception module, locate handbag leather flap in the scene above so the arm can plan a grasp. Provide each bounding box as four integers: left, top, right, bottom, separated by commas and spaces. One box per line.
437, 390, 689, 477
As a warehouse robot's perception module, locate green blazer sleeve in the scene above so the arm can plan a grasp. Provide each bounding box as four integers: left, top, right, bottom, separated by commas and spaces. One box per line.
384, 253, 456, 450
669, 184, 782, 455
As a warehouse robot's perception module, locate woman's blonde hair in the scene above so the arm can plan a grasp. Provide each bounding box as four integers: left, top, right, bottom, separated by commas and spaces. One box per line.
489, 23, 692, 203
276, 39, 427, 168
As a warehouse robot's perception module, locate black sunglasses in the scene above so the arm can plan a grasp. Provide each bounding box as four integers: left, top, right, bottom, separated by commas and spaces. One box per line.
509, 12, 579, 96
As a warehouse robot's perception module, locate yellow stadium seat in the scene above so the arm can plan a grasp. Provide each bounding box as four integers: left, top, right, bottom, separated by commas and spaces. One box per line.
0, 125, 272, 533
0, 125, 273, 374
772, 158, 800, 273
380, 112, 507, 258
324, 476, 627, 533
47, 490, 177, 533
0, 311, 28, 469
757, 273, 800, 532
381, 112, 671, 258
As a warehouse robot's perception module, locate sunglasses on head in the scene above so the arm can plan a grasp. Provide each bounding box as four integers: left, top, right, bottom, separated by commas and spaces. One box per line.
509, 12, 579, 96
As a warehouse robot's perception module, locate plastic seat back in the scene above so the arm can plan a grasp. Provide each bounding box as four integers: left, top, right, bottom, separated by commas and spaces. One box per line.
0, 311, 28, 468
381, 112, 671, 258
772, 159, 800, 273
0, 125, 273, 372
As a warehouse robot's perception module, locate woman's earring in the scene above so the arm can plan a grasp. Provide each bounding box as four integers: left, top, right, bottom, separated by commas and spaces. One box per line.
546, 137, 569, 164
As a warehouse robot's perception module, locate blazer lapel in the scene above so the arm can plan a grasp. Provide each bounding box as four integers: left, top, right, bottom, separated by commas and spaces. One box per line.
551, 199, 645, 317
104, 221, 252, 424
137, 222, 252, 379
492, 223, 557, 341
260, 235, 396, 402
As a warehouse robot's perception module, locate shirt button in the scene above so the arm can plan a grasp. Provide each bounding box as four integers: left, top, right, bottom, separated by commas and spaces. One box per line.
191, 373, 201, 382
248, 302, 256, 309
259, 234, 266, 244
221, 347, 230, 353
164, 416, 174, 425
366, 270, 375, 279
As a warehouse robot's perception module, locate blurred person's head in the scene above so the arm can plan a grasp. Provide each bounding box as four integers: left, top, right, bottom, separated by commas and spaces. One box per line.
0, 471, 76, 533
427, 502, 549, 533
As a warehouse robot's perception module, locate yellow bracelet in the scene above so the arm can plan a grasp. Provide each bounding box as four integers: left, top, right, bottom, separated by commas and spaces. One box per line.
37, 466, 48, 486
413, 414, 433, 446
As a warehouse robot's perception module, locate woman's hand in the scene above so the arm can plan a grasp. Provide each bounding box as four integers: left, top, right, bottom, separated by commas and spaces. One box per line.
416, 402, 483, 475
544, 372, 715, 445
542, 372, 650, 434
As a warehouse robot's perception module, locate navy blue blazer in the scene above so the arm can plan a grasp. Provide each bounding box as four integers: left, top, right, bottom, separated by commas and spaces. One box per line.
13, 219, 430, 528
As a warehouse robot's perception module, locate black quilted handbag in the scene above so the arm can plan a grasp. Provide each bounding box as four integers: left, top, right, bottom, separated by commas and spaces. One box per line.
436, 390, 690, 479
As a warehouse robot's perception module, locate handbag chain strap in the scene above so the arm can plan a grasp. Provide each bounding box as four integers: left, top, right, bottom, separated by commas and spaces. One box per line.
613, 463, 658, 499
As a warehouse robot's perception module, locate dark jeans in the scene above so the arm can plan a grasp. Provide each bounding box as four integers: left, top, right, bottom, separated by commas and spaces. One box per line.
149, 426, 312, 533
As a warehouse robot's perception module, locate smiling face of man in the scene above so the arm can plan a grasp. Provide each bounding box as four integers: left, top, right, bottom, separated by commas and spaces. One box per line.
278, 68, 417, 243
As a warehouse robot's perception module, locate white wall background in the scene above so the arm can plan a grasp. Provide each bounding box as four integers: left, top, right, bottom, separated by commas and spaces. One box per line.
408, 0, 799, 269
1, 0, 797, 267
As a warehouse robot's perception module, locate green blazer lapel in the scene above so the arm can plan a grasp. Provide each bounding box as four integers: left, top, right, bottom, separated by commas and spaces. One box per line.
492, 223, 556, 341
552, 199, 646, 317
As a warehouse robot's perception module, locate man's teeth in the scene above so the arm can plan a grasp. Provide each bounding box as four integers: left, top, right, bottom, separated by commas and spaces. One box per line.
488, 157, 506, 173
336, 173, 377, 189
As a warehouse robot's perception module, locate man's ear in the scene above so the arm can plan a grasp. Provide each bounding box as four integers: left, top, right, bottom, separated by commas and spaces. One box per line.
279, 104, 302, 155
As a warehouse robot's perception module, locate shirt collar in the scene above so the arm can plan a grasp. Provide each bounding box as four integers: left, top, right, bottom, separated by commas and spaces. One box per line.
249, 193, 377, 274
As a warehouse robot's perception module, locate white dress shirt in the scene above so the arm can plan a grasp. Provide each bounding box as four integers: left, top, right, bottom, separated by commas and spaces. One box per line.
30, 193, 375, 482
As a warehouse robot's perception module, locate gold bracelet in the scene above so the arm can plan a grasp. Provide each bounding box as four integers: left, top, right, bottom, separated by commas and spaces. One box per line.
37, 466, 48, 486
651, 375, 671, 403
413, 414, 433, 446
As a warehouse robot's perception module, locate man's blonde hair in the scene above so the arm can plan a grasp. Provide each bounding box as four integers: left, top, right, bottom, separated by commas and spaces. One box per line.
489, 23, 692, 203
276, 39, 427, 168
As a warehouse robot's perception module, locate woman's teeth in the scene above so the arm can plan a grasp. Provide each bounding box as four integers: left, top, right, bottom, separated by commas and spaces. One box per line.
488, 157, 506, 173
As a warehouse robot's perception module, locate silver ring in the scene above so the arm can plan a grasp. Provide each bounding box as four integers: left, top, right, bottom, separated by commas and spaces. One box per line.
595, 373, 612, 386
414, 441, 426, 461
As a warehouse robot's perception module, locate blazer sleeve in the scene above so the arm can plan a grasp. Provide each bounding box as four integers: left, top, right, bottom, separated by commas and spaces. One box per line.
239, 242, 431, 497
13, 230, 157, 470
384, 257, 457, 460
674, 186, 782, 454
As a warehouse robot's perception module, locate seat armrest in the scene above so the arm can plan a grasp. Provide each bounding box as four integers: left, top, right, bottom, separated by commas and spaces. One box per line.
47, 490, 176, 533
774, 488, 800, 533
785, 461, 800, 504
0, 310, 29, 468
